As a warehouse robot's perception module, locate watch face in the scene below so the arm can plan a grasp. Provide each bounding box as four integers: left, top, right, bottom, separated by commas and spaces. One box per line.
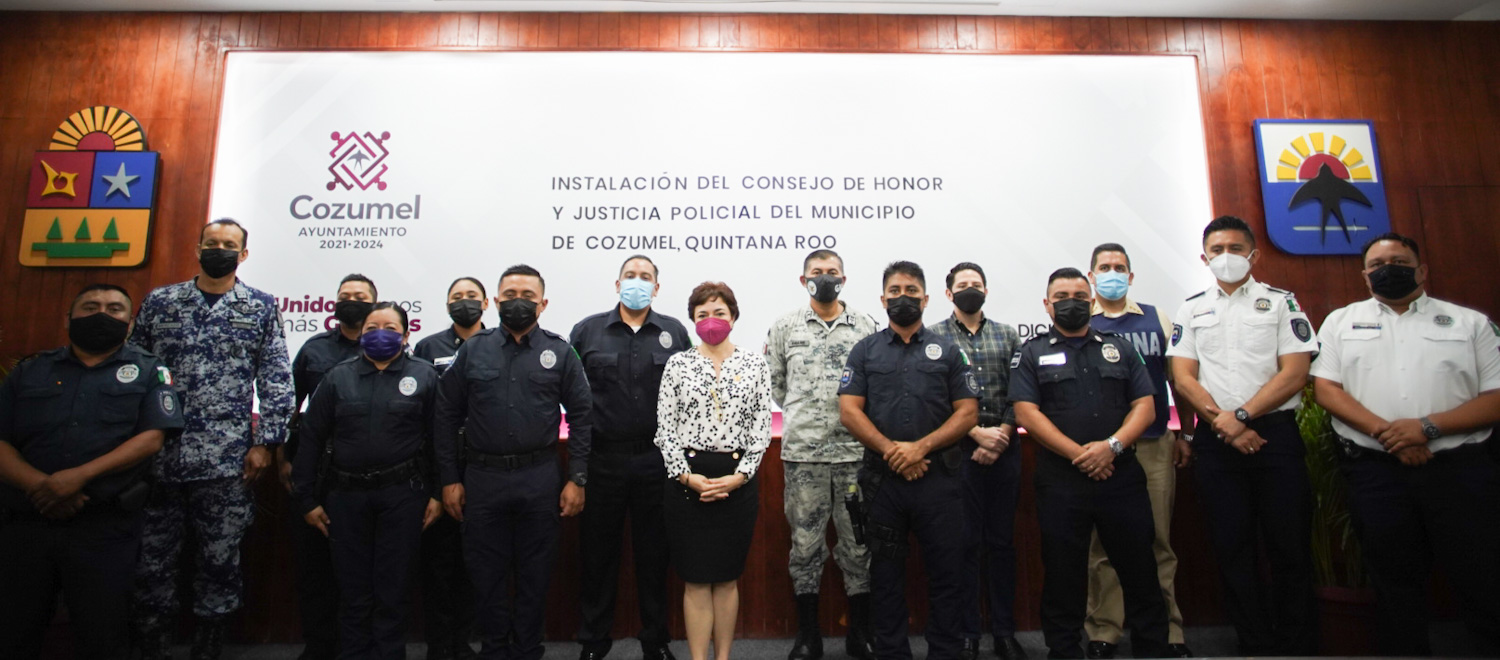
1423, 425, 1441, 439
1235, 409, 1250, 422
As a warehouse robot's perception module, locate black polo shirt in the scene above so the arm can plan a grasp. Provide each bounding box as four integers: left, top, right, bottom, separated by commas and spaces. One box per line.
0, 344, 185, 507
1009, 327, 1155, 459
434, 326, 592, 485
568, 306, 692, 447
413, 324, 485, 373
288, 327, 363, 459
837, 326, 979, 445
292, 353, 439, 514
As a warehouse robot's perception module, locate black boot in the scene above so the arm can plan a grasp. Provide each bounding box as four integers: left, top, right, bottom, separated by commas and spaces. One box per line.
191, 616, 227, 660
788, 594, 823, 660
134, 616, 172, 660
845, 593, 875, 660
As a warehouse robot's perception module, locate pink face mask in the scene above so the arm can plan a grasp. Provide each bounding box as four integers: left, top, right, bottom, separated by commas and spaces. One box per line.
695, 317, 732, 346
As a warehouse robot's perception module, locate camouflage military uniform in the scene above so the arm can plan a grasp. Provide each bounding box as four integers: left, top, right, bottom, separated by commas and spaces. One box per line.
766, 304, 878, 595
129, 278, 294, 619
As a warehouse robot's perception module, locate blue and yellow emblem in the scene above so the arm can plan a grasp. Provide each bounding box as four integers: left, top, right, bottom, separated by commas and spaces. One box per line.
20, 106, 160, 267
1253, 119, 1391, 256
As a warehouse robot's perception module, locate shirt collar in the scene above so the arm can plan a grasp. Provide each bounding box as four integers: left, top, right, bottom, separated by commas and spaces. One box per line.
610, 305, 662, 330
1211, 276, 1260, 299
354, 351, 408, 375
804, 302, 855, 326
885, 325, 928, 344
943, 313, 987, 335
1045, 326, 1104, 345
1091, 298, 1144, 317
1375, 292, 1431, 316
62, 343, 132, 367
502, 325, 541, 346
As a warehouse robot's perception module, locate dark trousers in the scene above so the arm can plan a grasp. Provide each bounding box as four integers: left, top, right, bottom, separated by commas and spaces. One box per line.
961, 445, 1022, 640
577, 447, 671, 653
0, 510, 141, 660
1340, 440, 1500, 656
421, 515, 476, 655
463, 461, 560, 660
1192, 413, 1316, 655
1034, 454, 1167, 660
326, 481, 427, 660
864, 461, 966, 660
290, 500, 341, 659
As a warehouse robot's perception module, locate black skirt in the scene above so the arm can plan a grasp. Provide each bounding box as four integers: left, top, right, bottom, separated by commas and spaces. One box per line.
663, 449, 759, 584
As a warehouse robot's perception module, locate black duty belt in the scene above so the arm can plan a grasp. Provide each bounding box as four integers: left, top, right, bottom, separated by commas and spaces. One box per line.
1337, 436, 1490, 463
467, 446, 555, 471
329, 457, 422, 491
593, 438, 656, 456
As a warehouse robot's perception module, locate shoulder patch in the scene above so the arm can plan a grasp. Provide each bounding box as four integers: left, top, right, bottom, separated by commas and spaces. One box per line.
1489, 320, 1499, 338
155, 365, 174, 386
160, 390, 177, 414
840, 367, 853, 386
1291, 318, 1313, 342
1287, 297, 1302, 313
1171, 323, 1183, 346
1009, 351, 1022, 369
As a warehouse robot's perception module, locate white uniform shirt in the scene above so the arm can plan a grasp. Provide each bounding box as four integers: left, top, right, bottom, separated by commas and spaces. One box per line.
1166, 277, 1318, 412
1309, 294, 1500, 452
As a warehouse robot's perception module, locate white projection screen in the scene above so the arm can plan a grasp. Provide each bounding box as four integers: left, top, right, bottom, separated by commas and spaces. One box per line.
208, 51, 1214, 359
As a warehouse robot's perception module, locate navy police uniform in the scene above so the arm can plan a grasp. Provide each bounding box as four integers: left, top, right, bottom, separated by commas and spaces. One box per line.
1009, 328, 1169, 659
412, 325, 482, 659
294, 352, 440, 660
287, 328, 362, 659
0, 344, 184, 660
130, 278, 294, 624
568, 307, 691, 657
435, 326, 593, 660
837, 326, 978, 660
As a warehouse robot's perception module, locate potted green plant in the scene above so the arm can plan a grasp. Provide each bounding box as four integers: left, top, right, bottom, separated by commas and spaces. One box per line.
1298, 384, 1377, 655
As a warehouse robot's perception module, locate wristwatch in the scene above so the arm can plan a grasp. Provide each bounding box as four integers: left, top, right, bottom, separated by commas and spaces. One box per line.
571, 472, 588, 487
1234, 408, 1251, 423
1420, 416, 1441, 440
1106, 436, 1125, 456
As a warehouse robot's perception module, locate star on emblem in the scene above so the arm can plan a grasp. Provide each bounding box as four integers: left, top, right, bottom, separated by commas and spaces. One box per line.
39, 160, 78, 198
102, 162, 139, 199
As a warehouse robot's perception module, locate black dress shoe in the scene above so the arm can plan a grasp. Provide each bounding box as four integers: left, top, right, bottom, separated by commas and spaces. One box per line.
579, 649, 608, 660
995, 636, 1028, 660
959, 638, 980, 660
1084, 641, 1116, 660
643, 645, 677, 660
1166, 644, 1193, 658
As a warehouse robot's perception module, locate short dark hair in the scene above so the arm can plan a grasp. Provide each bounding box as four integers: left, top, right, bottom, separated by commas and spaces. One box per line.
447, 276, 486, 298
687, 281, 740, 320
71, 283, 131, 312
881, 261, 926, 291
1090, 243, 1132, 270
199, 218, 249, 248
499, 264, 545, 294
1360, 232, 1421, 263
1047, 267, 1089, 287
364, 301, 410, 333
619, 254, 659, 279
339, 273, 378, 300
802, 249, 844, 274
1202, 215, 1256, 248
945, 262, 986, 290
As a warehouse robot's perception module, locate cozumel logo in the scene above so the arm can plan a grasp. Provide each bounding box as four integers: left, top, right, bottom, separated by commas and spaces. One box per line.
328, 131, 390, 191
20, 106, 160, 267
1254, 120, 1391, 255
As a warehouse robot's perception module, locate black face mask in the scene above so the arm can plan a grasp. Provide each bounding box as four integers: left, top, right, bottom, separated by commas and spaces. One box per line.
1368, 264, 1420, 300
884, 295, 924, 327
198, 249, 240, 278
952, 287, 986, 314
499, 298, 538, 332
806, 274, 843, 304
448, 299, 484, 328
334, 300, 373, 329
1051, 298, 1092, 332
69, 312, 129, 354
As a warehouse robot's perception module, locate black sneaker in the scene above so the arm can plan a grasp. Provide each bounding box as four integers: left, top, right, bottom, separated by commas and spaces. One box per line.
1167, 644, 1194, 658
995, 636, 1028, 660
1085, 641, 1117, 660
959, 639, 980, 660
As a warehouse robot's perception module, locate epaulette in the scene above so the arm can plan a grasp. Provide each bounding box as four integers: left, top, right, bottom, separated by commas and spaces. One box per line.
539, 328, 567, 341
1266, 286, 1291, 295
1021, 334, 1051, 345
1185, 291, 1206, 301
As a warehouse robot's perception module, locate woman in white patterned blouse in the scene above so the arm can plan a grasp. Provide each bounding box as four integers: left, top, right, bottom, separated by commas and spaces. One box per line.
654, 281, 773, 660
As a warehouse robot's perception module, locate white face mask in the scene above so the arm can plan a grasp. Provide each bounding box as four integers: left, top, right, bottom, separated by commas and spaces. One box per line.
1208, 253, 1252, 283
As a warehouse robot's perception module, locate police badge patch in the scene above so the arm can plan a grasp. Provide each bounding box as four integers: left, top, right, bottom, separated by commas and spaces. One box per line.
1101, 344, 1121, 363
1434, 315, 1454, 328
1009, 352, 1021, 369
1292, 318, 1313, 342
160, 390, 175, 414
660, 331, 673, 349
1255, 298, 1272, 312
540, 349, 557, 369
966, 373, 980, 393
1171, 324, 1183, 346
116, 364, 139, 383
925, 344, 943, 360
398, 376, 418, 396
840, 368, 852, 386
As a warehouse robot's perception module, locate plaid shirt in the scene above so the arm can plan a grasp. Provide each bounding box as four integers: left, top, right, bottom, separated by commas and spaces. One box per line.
929, 314, 1020, 428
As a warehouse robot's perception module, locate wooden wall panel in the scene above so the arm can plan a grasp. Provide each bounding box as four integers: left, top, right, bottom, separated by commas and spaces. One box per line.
3, 10, 1499, 644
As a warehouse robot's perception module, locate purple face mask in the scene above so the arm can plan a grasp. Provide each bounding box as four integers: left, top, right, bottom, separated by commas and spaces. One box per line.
695, 317, 732, 346
360, 328, 404, 361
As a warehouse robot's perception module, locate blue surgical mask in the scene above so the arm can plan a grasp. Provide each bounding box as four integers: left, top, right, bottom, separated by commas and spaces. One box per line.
1095, 271, 1130, 301
360, 329, 405, 361
619, 278, 654, 311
